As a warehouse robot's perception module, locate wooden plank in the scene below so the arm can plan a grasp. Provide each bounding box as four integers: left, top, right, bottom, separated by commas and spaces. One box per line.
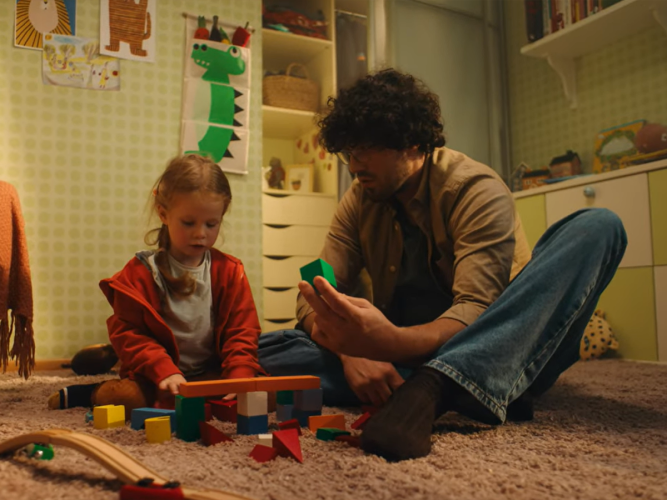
179, 376, 320, 398
256, 375, 320, 392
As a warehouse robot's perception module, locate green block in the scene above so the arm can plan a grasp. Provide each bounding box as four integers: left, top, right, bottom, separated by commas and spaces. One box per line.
276, 390, 293, 405
176, 395, 206, 442
27, 444, 54, 460
316, 428, 351, 442
300, 259, 337, 289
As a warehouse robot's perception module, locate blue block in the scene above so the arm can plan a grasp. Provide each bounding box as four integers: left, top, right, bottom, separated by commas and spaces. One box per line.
237, 414, 268, 435
131, 408, 176, 433
294, 409, 321, 427
294, 388, 323, 411
276, 404, 294, 422
85, 411, 93, 423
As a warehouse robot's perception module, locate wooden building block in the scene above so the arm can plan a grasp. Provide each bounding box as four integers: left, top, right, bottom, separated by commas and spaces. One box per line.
131, 408, 176, 432
351, 412, 372, 431
93, 405, 125, 430
294, 408, 321, 427
308, 414, 346, 433
276, 404, 294, 423
294, 388, 323, 411
175, 395, 205, 442
199, 422, 233, 446
209, 400, 237, 423
316, 428, 351, 441
272, 428, 303, 463
277, 418, 302, 435
237, 414, 268, 435
145, 416, 172, 444
237, 392, 268, 417
205, 403, 212, 421
249, 444, 278, 463
179, 376, 320, 398
257, 433, 273, 447
300, 258, 337, 288
276, 390, 293, 405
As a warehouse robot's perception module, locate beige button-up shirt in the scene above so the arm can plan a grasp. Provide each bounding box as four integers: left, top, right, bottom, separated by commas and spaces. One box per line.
296, 148, 532, 328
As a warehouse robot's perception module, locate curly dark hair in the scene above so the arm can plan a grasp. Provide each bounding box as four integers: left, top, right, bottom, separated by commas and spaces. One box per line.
318, 69, 445, 154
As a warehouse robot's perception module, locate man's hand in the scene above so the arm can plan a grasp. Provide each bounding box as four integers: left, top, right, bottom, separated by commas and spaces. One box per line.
158, 373, 186, 395
299, 277, 400, 360
341, 355, 404, 407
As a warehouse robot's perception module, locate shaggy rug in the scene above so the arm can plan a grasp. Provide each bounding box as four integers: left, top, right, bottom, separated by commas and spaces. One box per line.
1, 359, 666, 500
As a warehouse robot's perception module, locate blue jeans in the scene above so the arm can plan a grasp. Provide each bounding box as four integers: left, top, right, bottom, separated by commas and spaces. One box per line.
258, 209, 627, 423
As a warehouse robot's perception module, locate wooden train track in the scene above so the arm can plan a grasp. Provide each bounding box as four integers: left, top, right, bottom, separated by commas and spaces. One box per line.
0, 428, 255, 500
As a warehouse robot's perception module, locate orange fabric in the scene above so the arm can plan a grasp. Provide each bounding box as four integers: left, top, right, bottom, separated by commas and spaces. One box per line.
0, 182, 35, 379
99, 248, 262, 385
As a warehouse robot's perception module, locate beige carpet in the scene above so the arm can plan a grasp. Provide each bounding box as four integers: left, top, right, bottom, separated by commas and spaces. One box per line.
1, 360, 666, 500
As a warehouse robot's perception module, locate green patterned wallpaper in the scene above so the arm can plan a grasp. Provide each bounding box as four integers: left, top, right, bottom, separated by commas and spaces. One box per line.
504, 0, 667, 173
0, 1, 263, 360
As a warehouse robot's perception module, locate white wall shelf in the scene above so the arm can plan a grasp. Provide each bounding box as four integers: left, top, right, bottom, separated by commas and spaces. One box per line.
262, 105, 317, 139
262, 29, 333, 68
520, 0, 667, 109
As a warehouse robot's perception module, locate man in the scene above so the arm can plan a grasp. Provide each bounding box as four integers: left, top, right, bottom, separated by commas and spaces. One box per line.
258, 69, 627, 461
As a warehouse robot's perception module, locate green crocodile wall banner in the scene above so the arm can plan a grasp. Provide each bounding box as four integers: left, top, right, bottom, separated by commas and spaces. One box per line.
180, 14, 251, 175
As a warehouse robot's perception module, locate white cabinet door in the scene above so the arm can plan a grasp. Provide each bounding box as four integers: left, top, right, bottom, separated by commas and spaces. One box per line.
263, 287, 299, 319
262, 193, 336, 226
263, 225, 329, 256
656, 266, 667, 362
263, 255, 318, 287
545, 174, 652, 268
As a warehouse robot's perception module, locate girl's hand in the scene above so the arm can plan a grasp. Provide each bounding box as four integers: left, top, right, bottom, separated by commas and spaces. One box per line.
158, 373, 186, 395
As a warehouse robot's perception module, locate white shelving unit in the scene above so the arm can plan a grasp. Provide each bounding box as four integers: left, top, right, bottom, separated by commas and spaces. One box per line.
520, 0, 667, 109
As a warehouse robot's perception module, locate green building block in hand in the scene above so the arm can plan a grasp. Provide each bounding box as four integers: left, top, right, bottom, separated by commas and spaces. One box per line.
300, 258, 337, 290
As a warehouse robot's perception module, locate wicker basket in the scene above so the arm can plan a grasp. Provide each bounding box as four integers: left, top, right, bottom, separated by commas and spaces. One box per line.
263, 63, 319, 112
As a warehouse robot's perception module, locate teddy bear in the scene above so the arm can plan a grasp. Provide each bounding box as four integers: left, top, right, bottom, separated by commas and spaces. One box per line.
580, 309, 619, 361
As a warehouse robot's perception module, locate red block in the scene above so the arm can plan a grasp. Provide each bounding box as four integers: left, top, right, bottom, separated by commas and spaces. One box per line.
277, 418, 302, 435
351, 412, 372, 430
249, 444, 278, 463
335, 434, 361, 448
272, 428, 303, 463
205, 403, 212, 422
199, 422, 233, 446
120, 483, 184, 500
209, 400, 237, 423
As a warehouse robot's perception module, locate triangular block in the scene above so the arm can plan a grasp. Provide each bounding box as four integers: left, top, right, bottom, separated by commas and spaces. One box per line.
249, 444, 278, 463
209, 400, 237, 423
272, 428, 303, 463
199, 421, 233, 446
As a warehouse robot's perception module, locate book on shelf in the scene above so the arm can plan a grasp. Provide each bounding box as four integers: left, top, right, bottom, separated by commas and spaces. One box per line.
526, 0, 621, 43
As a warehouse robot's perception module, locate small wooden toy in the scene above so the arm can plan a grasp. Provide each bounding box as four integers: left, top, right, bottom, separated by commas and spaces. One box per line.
238, 392, 268, 417
308, 414, 346, 433
208, 400, 237, 423
237, 414, 268, 435
294, 388, 322, 412
145, 416, 172, 444
257, 433, 273, 447
93, 404, 125, 430
249, 444, 278, 463
120, 478, 183, 500
272, 429, 302, 463
300, 258, 337, 289
25, 443, 54, 460
175, 395, 205, 442
276, 404, 294, 422
316, 428, 351, 442
131, 408, 176, 432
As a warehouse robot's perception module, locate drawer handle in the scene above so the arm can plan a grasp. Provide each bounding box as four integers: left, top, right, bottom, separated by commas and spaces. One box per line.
583, 186, 595, 198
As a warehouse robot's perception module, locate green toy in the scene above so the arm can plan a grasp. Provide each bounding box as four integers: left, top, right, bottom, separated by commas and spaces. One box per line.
316, 428, 351, 442
26, 443, 54, 460
276, 390, 294, 405
300, 259, 337, 290
176, 395, 206, 442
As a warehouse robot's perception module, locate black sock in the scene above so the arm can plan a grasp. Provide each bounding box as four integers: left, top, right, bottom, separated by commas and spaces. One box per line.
360, 367, 458, 461
506, 392, 534, 422
58, 383, 99, 409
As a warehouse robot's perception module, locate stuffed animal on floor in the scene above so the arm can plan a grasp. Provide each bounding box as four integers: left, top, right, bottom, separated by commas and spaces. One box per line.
580, 309, 619, 361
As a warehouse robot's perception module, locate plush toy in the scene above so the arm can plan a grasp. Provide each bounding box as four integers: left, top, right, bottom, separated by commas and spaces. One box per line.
634, 122, 667, 154
580, 309, 619, 361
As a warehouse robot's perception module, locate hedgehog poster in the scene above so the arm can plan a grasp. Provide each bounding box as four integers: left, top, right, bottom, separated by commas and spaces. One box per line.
180, 14, 251, 175
100, 0, 156, 62
14, 0, 76, 50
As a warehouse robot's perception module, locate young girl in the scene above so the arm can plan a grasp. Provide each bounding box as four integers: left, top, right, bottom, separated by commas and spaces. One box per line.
49, 154, 262, 412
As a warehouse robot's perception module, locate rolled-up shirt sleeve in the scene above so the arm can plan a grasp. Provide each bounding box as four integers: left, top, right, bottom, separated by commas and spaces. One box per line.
439, 177, 516, 326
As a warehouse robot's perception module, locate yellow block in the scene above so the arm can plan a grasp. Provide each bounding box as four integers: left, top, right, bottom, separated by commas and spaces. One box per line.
308, 414, 346, 433
93, 405, 125, 430
145, 416, 172, 444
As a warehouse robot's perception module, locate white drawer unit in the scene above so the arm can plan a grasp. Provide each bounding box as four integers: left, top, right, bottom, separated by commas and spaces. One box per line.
263, 287, 300, 319
656, 266, 667, 362
545, 174, 652, 268
263, 225, 330, 256
262, 193, 336, 226
263, 255, 318, 287
262, 318, 298, 333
